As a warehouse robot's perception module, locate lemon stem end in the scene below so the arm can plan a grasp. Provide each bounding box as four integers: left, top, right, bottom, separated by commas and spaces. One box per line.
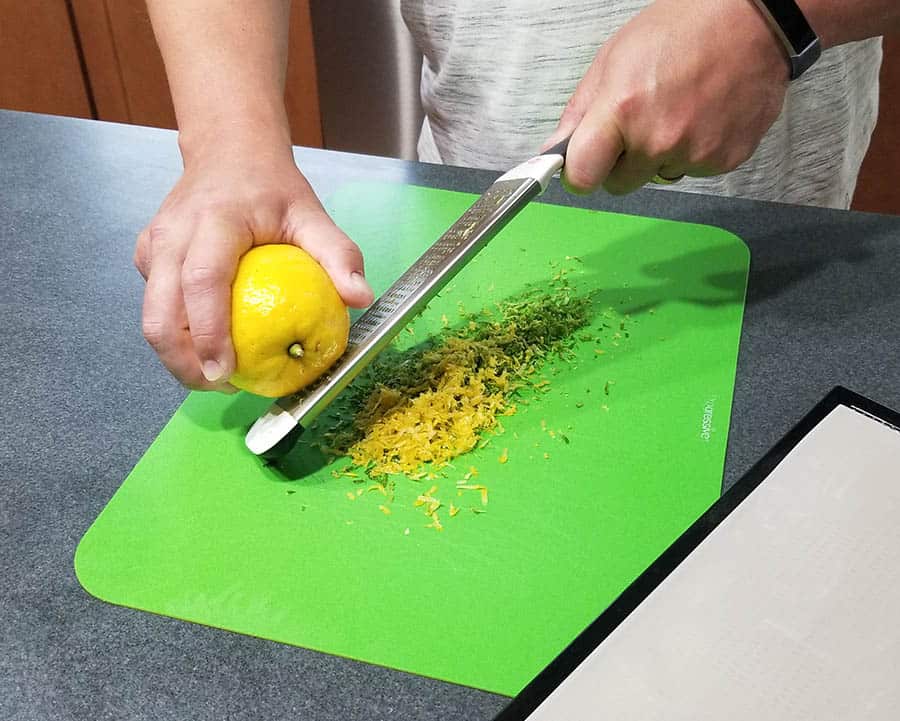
288, 342, 305, 359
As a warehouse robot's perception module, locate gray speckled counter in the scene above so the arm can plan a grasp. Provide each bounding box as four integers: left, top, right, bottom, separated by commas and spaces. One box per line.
1, 110, 899, 721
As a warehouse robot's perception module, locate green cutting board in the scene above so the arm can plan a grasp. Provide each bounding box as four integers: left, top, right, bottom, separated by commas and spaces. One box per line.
76, 182, 749, 696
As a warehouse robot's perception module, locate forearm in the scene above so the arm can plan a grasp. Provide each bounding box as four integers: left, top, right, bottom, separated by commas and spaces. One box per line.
146, 0, 292, 161
797, 0, 900, 48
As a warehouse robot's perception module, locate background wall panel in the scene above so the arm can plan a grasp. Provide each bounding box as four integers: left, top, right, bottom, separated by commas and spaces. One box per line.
0, 0, 92, 118
68, 0, 129, 123
69, 0, 323, 146
852, 34, 900, 215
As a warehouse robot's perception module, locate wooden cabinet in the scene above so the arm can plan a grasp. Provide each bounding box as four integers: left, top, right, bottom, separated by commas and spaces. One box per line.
0, 1, 93, 118
69, 0, 177, 129
0, 0, 322, 147
852, 34, 900, 214
0, 3, 897, 213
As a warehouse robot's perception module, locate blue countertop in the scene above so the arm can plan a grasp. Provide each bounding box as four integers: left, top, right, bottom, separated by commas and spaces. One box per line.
1, 109, 899, 721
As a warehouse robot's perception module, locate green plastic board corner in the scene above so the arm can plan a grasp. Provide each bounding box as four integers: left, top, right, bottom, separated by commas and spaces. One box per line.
75, 182, 749, 696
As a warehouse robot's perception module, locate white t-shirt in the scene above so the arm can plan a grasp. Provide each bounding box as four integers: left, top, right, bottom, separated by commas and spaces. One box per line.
401, 1, 882, 209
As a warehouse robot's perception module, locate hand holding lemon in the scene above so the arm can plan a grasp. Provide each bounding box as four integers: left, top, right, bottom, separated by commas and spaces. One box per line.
135, 147, 372, 393
229, 245, 350, 398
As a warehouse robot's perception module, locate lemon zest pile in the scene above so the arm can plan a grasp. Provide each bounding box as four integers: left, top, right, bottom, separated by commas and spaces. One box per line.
320, 279, 593, 478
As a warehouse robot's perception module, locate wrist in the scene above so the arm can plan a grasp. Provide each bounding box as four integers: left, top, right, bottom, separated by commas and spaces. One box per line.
178, 109, 294, 169
746, 0, 822, 79
728, 0, 792, 83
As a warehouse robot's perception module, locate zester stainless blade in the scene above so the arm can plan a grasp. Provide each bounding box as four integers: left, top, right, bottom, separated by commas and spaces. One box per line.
246, 142, 568, 458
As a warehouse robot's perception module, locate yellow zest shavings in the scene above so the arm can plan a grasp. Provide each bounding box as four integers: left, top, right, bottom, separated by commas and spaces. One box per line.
457, 483, 489, 505
308, 268, 642, 531
413, 485, 443, 518
320, 281, 594, 478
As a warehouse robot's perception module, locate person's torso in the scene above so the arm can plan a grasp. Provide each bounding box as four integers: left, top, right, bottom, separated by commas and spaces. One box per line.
400, 0, 882, 208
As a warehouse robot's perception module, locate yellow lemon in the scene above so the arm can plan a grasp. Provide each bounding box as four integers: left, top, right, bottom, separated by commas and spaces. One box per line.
229, 244, 350, 398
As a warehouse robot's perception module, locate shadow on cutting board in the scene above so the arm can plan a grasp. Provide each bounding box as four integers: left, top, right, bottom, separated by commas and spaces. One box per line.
573, 242, 748, 317
178, 393, 331, 481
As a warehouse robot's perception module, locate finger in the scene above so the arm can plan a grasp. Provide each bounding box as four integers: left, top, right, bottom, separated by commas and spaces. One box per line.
143, 254, 219, 390
181, 217, 250, 383
561, 104, 625, 195
287, 208, 374, 308
603, 150, 660, 195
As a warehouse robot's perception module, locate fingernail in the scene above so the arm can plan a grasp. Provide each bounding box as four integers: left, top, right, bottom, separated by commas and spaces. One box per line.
351, 271, 374, 300
202, 360, 224, 383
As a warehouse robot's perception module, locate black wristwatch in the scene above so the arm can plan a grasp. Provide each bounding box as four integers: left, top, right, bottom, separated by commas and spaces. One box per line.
750, 0, 822, 80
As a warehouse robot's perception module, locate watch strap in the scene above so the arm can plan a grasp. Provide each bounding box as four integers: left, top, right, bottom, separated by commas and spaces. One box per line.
750, 0, 822, 80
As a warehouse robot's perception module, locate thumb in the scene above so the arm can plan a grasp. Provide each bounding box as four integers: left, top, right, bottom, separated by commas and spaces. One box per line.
287, 206, 374, 309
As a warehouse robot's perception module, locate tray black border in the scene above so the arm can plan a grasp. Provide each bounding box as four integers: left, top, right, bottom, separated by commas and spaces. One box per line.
494, 386, 900, 720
